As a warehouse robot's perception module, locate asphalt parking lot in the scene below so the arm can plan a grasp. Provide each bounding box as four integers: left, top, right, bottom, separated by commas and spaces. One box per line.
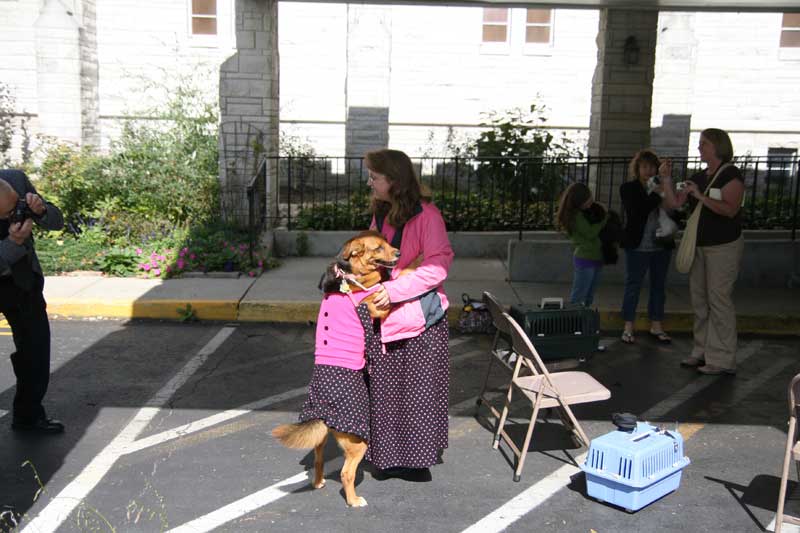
1, 318, 798, 532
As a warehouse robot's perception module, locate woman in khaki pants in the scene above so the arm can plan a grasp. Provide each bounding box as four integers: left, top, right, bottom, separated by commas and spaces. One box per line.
660, 128, 745, 375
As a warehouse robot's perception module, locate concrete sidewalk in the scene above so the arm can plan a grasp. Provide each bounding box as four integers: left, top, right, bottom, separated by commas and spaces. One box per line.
42, 257, 800, 335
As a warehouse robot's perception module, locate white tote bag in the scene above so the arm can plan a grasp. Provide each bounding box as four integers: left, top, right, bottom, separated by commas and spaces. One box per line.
675, 163, 731, 274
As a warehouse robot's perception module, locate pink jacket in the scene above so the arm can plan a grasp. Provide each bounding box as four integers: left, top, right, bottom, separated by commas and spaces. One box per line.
314, 288, 377, 370
372, 202, 454, 343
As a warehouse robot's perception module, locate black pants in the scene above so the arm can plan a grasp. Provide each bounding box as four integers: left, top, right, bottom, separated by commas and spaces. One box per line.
0, 275, 51, 422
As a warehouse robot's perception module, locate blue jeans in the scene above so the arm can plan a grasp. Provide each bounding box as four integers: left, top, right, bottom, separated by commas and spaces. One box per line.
570, 264, 602, 307
621, 249, 672, 322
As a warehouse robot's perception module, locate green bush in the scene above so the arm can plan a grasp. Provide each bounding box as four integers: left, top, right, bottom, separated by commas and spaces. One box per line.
29, 72, 277, 278
293, 193, 372, 230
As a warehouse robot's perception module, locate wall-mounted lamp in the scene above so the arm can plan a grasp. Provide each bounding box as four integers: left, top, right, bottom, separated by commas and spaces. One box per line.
623, 36, 640, 66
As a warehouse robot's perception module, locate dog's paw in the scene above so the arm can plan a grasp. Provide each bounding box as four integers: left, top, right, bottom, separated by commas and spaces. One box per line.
313, 479, 326, 489
347, 497, 368, 507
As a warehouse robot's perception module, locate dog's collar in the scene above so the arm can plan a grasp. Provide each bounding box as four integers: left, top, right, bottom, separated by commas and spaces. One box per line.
333, 264, 370, 293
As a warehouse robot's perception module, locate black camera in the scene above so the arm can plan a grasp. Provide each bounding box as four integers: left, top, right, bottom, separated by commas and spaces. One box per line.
9, 199, 34, 225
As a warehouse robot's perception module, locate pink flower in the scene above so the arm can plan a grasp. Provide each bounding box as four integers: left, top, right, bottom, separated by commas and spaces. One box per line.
249, 271, 256, 277
179, 249, 186, 257
150, 260, 158, 268
257, 260, 263, 268
190, 253, 196, 260
136, 248, 142, 255
142, 264, 151, 271
157, 255, 165, 262
166, 265, 172, 272
153, 269, 161, 276
177, 259, 185, 269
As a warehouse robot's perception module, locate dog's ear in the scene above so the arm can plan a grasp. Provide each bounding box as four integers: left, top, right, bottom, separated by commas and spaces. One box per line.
342, 239, 364, 260
319, 262, 341, 293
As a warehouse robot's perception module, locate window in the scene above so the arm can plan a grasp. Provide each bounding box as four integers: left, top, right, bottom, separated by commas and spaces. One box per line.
525, 9, 552, 44
781, 13, 800, 47
191, 0, 217, 36
482, 8, 509, 43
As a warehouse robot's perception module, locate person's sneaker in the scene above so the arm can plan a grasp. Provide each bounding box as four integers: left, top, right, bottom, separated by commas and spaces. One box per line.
697, 364, 736, 376
680, 356, 705, 367
11, 417, 65, 434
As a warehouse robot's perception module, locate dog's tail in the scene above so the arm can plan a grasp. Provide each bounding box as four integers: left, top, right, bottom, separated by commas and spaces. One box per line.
271, 419, 329, 449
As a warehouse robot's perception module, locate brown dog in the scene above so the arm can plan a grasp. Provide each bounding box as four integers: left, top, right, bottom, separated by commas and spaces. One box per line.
272, 231, 416, 507
318, 230, 420, 318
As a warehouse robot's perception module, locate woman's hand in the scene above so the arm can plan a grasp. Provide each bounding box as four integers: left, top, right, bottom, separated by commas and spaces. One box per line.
683, 180, 701, 199
658, 158, 673, 179
372, 285, 391, 310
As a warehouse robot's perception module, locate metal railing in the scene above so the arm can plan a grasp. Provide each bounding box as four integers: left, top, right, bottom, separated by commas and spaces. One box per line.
248, 154, 800, 239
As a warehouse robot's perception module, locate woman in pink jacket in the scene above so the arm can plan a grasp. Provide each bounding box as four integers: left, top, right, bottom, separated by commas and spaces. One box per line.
365, 149, 454, 481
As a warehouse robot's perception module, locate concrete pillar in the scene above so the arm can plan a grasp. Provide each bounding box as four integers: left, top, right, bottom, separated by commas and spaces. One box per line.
35, 0, 82, 144
80, 0, 100, 147
345, 4, 391, 159
588, 9, 659, 158
650, 12, 697, 157
219, 0, 280, 227
588, 9, 658, 207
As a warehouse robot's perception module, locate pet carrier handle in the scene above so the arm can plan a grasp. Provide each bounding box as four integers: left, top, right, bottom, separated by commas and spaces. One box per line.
612, 412, 638, 433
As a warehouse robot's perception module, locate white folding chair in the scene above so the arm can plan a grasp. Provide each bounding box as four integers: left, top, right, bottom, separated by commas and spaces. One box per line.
493, 312, 611, 482
775, 373, 800, 533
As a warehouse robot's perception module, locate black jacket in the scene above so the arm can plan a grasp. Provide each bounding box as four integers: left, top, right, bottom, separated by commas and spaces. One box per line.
619, 180, 668, 250
0, 169, 64, 277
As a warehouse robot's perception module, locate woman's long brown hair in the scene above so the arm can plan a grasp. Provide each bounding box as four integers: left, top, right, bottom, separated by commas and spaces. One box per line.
555, 182, 592, 234
365, 149, 431, 227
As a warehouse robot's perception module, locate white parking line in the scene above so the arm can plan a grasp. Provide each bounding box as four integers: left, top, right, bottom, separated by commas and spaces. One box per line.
640, 340, 762, 421
462, 451, 588, 533
21, 326, 237, 533
165, 471, 309, 533
123, 386, 308, 455
449, 336, 472, 348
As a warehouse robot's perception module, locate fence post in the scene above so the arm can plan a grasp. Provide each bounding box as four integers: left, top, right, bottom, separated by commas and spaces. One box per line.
247, 183, 255, 266
287, 156, 293, 230
792, 159, 800, 241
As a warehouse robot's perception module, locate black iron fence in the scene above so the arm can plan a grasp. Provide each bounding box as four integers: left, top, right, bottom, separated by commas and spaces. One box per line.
246, 155, 800, 240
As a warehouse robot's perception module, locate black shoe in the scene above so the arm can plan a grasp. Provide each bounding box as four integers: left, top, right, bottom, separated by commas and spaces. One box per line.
374, 467, 431, 482
12, 417, 65, 434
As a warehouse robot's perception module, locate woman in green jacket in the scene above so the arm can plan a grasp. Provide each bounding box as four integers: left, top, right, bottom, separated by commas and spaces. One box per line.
556, 182, 608, 307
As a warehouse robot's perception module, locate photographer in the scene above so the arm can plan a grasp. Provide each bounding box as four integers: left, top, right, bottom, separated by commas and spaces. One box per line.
0, 169, 65, 433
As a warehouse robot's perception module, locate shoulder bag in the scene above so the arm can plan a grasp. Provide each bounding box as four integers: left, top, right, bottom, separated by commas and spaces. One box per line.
675, 163, 731, 274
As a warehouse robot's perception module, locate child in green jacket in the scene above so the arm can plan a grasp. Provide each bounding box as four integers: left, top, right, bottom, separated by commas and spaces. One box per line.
556, 182, 608, 306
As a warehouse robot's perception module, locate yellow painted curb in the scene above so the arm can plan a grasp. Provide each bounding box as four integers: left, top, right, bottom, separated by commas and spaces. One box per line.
44, 298, 800, 335
237, 301, 320, 323
47, 299, 239, 321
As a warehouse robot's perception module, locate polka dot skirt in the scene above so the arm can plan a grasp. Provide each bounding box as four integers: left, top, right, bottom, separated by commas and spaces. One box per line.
366, 318, 450, 470
298, 304, 376, 442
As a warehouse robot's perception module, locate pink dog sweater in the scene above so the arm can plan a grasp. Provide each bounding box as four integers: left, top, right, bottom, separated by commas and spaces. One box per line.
314, 286, 380, 370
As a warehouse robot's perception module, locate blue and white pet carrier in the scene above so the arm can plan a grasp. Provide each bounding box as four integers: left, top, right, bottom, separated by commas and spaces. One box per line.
581, 420, 690, 512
